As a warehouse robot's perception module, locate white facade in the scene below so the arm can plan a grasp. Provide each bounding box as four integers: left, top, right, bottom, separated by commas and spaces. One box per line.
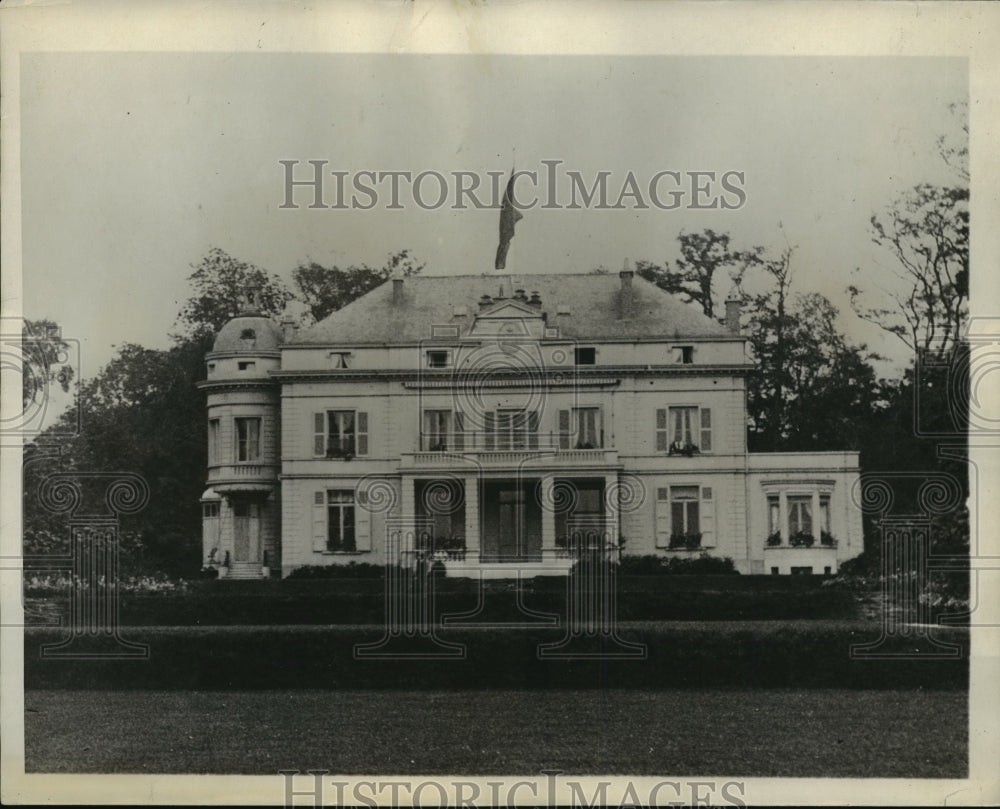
200, 272, 863, 578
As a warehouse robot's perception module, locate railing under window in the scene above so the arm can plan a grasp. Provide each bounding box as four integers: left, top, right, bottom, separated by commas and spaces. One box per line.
418, 431, 607, 452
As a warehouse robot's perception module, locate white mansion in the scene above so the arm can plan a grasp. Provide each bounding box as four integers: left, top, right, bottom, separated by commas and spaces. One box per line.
199, 270, 863, 579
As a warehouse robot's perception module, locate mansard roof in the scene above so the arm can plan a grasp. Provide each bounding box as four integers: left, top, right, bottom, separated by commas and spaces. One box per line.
294, 273, 734, 345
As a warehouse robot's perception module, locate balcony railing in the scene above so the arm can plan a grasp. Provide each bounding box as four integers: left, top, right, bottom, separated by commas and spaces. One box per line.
404, 431, 615, 466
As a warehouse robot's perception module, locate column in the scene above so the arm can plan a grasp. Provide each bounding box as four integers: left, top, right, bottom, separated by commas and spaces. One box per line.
778, 492, 788, 544
604, 474, 619, 550
464, 475, 480, 561
399, 476, 416, 556
540, 475, 557, 560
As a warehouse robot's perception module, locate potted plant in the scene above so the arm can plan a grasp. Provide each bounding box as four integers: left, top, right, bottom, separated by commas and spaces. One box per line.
789, 531, 815, 548
668, 441, 700, 457
766, 531, 782, 547
820, 531, 837, 547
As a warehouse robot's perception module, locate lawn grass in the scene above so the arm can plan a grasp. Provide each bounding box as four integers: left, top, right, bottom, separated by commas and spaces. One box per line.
24, 688, 967, 778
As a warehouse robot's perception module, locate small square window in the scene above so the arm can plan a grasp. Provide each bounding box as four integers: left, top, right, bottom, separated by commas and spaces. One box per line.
426, 350, 450, 368
330, 352, 351, 369
770, 567, 780, 576
674, 346, 694, 364
824, 566, 832, 576
238, 361, 255, 371
574, 347, 596, 365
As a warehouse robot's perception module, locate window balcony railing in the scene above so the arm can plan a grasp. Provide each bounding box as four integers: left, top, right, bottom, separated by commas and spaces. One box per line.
668, 532, 703, 550
417, 431, 608, 453
765, 532, 838, 549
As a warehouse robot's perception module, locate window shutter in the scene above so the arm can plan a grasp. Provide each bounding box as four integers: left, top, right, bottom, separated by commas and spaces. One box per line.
313, 413, 325, 457
355, 491, 372, 551
356, 412, 369, 455
655, 408, 668, 452
558, 410, 570, 450
700, 408, 712, 452
453, 412, 465, 451
312, 491, 327, 552
700, 486, 715, 547
654, 491, 671, 548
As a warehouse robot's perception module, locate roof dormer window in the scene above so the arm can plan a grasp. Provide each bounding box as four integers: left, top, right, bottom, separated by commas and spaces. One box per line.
674, 345, 694, 364
426, 350, 451, 368
330, 352, 352, 369
240, 328, 256, 350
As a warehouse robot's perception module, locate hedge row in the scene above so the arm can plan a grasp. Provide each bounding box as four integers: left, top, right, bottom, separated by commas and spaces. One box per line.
24, 621, 968, 691
25, 578, 858, 626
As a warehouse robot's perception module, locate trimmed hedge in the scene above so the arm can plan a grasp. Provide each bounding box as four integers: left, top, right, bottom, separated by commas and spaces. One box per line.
23, 621, 968, 691
25, 574, 858, 626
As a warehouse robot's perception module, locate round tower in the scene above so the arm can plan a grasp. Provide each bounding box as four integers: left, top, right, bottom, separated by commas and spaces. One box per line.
199, 296, 283, 579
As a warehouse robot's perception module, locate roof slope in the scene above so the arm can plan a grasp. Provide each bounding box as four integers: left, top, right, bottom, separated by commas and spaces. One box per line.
294, 273, 732, 344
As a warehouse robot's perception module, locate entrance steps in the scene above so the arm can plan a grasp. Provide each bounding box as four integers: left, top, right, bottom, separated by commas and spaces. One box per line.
221, 562, 266, 580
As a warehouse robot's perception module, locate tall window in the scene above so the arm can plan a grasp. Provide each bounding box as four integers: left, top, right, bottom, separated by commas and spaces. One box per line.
422, 410, 464, 451
767, 494, 780, 536
558, 407, 603, 449
208, 419, 220, 465
235, 417, 261, 462
670, 486, 700, 536
788, 495, 813, 536
326, 490, 356, 552
656, 407, 712, 452
314, 410, 369, 457
484, 410, 539, 450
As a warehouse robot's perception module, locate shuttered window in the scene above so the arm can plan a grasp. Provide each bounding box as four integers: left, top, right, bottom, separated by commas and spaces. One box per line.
312, 410, 369, 458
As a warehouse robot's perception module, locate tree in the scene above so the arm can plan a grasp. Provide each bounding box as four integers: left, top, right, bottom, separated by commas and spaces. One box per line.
24, 337, 211, 575
741, 246, 883, 452
21, 319, 74, 410
293, 249, 425, 323
850, 183, 969, 359
174, 247, 295, 340
636, 229, 762, 319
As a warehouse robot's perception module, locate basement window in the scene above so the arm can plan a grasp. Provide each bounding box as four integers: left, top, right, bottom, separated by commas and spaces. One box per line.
574, 347, 596, 365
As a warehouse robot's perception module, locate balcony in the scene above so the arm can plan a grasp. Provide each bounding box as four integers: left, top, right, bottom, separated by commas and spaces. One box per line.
400, 431, 619, 470
208, 463, 279, 493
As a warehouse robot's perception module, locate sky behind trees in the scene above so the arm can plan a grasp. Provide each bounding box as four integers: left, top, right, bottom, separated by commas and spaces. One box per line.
19, 53, 966, 391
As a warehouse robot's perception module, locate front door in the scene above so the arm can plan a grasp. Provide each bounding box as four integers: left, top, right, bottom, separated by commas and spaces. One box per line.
481, 482, 542, 562
233, 501, 260, 563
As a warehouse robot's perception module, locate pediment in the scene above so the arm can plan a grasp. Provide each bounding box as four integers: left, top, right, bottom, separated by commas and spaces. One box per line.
469, 300, 546, 338
476, 300, 543, 319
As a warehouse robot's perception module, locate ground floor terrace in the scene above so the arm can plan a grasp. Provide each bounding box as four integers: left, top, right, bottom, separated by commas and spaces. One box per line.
400, 475, 618, 578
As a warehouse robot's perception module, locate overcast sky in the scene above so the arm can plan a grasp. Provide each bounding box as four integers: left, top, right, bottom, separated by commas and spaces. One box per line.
21, 53, 966, 388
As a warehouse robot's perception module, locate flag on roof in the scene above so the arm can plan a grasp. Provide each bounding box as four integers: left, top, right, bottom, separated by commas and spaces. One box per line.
494, 169, 523, 270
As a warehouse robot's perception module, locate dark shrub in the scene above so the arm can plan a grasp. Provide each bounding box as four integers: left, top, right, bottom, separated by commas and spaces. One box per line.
619, 554, 738, 576
285, 562, 386, 580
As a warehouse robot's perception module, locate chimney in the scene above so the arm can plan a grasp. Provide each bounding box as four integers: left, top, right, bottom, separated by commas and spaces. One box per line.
725, 297, 742, 334
619, 258, 635, 319
514, 288, 527, 302
528, 291, 542, 308
479, 294, 493, 310
392, 277, 404, 302
280, 314, 298, 342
